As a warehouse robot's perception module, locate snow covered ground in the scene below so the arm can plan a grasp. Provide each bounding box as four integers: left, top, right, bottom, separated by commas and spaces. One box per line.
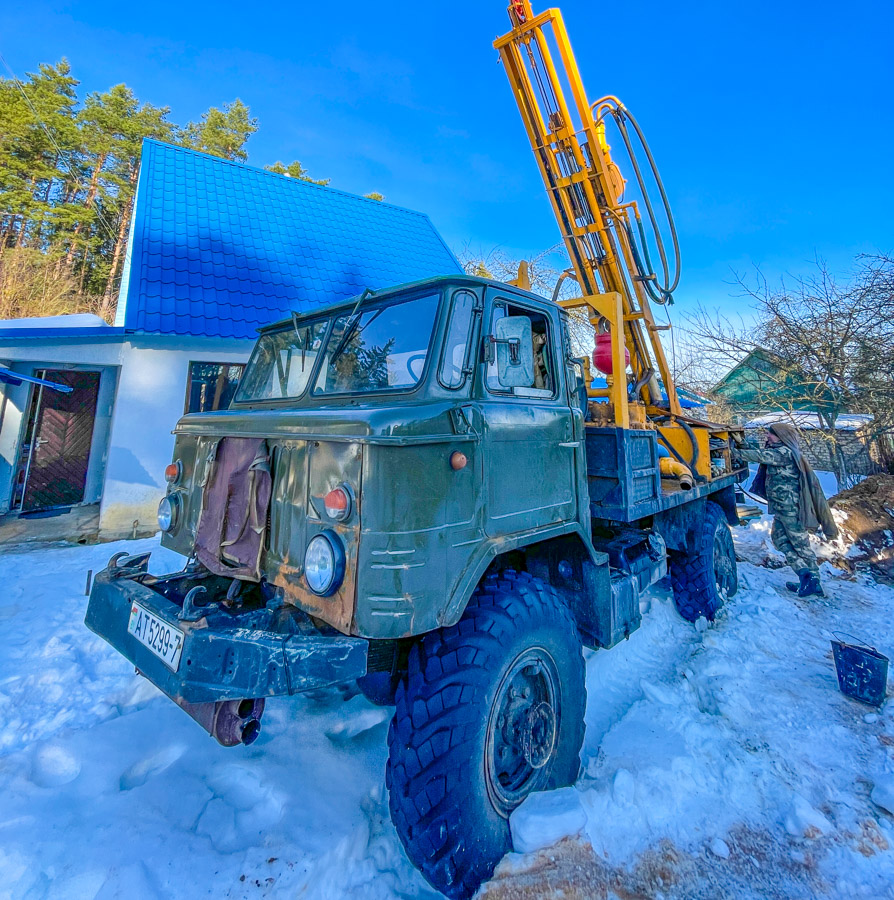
1, 518, 892, 899
500, 517, 894, 898
0, 539, 434, 900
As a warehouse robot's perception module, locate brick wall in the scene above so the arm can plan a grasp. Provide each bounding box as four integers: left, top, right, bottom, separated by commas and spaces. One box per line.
745, 426, 885, 477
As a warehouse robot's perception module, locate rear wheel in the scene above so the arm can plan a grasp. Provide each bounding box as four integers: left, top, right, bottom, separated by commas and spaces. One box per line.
386, 571, 585, 899
670, 500, 738, 622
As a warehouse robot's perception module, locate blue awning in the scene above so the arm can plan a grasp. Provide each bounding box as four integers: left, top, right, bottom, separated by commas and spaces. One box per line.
589, 377, 707, 409
0, 368, 73, 392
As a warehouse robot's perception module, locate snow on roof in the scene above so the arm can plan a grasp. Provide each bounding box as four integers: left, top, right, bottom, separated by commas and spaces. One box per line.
0, 313, 109, 330
744, 411, 873, 431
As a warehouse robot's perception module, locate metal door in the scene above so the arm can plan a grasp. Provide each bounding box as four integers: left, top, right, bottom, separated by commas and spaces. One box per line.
480, 292, 578, 536
21, 370, 100, 511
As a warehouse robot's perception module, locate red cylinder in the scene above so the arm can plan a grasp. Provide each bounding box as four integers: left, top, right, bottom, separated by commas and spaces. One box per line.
592, 331, 630, 375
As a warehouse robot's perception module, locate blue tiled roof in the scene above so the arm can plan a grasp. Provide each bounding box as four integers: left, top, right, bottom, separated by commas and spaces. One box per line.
118, 139, 462, 339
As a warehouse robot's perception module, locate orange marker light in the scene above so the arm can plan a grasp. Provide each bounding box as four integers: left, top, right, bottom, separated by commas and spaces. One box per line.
450, 451, 467, 471
164, 462, 181, 483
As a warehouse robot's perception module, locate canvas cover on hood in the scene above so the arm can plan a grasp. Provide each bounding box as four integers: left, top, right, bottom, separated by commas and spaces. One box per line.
195, 437, 272, 580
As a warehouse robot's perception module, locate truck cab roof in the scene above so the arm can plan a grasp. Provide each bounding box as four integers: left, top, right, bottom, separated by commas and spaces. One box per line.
258, 274, 559, 334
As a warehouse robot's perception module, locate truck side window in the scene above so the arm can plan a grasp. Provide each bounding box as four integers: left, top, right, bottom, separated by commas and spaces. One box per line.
486, 302, 556, 398
438, 290, 477, 389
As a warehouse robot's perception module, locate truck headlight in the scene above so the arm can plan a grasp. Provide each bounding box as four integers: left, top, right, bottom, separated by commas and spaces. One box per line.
305, 531, 345, 596
157, 494, 180, 532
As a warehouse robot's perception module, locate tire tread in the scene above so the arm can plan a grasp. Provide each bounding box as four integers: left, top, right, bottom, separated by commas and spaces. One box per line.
387, 570, 584, 899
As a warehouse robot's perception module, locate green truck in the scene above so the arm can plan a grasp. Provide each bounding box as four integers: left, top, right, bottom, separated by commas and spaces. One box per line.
86, 273, 745, 898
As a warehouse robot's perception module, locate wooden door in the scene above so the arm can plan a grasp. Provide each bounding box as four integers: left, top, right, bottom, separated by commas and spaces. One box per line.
21, 371, 100, 511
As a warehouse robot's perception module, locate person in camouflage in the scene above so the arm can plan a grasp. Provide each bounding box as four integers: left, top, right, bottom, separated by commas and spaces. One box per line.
736, 423, 838, 597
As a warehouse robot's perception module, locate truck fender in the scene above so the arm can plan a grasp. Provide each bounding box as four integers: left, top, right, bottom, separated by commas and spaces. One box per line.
438, 525, 614, 649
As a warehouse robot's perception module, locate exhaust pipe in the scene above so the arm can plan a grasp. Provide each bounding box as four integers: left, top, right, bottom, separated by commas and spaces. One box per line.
174, 697, 266, 746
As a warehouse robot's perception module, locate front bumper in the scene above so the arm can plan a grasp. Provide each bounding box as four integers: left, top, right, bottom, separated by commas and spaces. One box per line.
85, 561, 369, 705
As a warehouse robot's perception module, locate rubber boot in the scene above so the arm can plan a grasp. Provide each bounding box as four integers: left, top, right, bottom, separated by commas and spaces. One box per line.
786, 568, 811, 594
798, 572, 825, 598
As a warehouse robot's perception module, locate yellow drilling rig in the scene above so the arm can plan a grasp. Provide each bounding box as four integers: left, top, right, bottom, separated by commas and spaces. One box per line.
496, 0, 740, 482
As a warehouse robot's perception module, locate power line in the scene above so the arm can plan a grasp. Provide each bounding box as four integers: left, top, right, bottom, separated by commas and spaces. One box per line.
0, 50, 119, 243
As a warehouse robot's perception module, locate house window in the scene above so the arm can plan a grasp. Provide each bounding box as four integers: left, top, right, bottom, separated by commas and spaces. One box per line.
185, 363, 245, 414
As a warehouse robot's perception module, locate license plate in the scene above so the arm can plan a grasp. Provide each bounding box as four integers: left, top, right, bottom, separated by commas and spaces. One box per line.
127, 602, 184, 672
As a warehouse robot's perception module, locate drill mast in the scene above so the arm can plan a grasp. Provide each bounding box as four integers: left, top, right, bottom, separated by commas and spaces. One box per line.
495, 0, 682, 428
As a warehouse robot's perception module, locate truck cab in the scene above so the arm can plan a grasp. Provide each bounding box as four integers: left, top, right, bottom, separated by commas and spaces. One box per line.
152, 274, 602, 641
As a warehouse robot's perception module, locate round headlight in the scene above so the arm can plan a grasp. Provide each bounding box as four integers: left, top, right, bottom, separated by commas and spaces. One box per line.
305, 531, 345, 596
157, 494, 180, 532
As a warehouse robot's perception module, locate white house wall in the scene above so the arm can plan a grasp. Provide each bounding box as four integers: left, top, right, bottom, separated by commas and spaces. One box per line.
0, 335, 252, 539
0, 378, 29, 513
100, 336, 251, 539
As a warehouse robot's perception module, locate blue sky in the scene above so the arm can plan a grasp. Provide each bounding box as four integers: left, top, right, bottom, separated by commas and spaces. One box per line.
3, 0, 892, 316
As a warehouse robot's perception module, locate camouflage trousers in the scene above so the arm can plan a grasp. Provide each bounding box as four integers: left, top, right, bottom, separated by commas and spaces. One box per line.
771, 515, 819, 576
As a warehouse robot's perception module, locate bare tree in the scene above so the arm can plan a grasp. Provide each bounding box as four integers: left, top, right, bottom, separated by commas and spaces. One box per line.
682, 254, 894, 487
0, 247, 114, 322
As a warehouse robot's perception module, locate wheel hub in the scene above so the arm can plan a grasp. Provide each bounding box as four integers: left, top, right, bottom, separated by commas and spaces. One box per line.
485, 647, 561, 816
521, 701, 557, 769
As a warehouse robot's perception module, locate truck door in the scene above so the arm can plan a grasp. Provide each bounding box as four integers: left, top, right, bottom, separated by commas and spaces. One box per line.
480, 291, 577, 536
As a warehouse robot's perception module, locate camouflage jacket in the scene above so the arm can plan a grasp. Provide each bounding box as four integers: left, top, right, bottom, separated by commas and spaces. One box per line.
738, 444, 801, 519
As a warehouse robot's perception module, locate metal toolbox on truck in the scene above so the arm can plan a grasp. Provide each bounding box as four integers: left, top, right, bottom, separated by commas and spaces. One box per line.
585, 427, 661, 521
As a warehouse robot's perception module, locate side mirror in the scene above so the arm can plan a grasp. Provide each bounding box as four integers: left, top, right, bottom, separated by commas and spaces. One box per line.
492, 316, 534, 388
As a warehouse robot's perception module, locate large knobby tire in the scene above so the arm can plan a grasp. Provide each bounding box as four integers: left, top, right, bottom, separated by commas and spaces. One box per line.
669, 500, 738, 622
386, 571, 586, 899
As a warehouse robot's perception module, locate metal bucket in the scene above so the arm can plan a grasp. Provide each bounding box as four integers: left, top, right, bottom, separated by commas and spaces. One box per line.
831, 633, 889, 707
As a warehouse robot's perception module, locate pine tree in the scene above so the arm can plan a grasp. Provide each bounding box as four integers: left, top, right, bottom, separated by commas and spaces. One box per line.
265, 160, 330, 185
180, 99, 258, 161
0, 60, 79, 250
0, 57, 343, 319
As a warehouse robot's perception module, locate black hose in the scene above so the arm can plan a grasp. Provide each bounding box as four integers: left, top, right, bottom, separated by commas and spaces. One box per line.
657, 433, 690, 468
614, 109, 680, 298
593, 100, 681, 306
654, 416, 707, 484
677, 418, 707, 483
630, 367, 654, 404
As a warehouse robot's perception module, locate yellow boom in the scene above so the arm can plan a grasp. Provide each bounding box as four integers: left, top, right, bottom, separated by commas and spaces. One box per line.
495, 0, 683, 429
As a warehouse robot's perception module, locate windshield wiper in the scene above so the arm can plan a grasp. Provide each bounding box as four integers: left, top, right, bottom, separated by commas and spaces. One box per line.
327, 287, 377, 367
290, 312, 308, 370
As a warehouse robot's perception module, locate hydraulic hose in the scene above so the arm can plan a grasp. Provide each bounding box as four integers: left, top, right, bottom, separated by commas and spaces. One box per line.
676, 418, 706, 483
631, 367, 655, 404
656, 432, 689, 467
655, 416, 707, 484
592, 99, 681, 305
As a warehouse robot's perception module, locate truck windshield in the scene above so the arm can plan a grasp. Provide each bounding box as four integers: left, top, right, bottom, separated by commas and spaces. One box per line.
234, 291, 441, 403
313, 292, 439, 395
235, 319, 329, 402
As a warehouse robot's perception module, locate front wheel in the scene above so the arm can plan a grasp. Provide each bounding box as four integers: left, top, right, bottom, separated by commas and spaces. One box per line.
669, 500, 738, 622
386, 571, 586, 899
